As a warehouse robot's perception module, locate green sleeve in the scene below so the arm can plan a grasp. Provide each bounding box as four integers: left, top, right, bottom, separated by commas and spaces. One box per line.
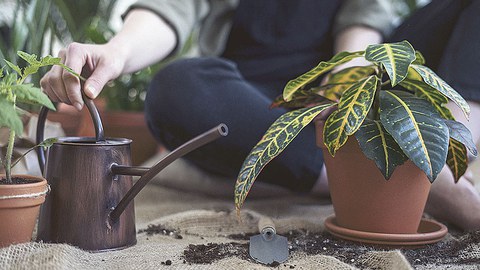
123, 0, 210, 56
334, 0, 396, 37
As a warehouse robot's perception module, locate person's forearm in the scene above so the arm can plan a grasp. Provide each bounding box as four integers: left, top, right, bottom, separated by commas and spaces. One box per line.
332, 26, 383, 70
334, 25, 383, 53
108, 9, 177, 74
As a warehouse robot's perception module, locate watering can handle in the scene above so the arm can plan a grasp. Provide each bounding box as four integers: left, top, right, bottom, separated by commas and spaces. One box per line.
36, 96, 106, 173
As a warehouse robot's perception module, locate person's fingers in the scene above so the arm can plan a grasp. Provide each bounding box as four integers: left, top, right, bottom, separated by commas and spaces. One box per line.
40, 73, 61, 103
83, 60, 114, 99
62, 43, 85, 110
42, 50, 69, 103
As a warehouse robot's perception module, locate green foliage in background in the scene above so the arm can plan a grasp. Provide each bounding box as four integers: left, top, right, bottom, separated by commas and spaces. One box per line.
0, 0, 155, 112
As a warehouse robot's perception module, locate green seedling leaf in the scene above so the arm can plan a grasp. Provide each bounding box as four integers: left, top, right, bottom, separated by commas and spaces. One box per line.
380, 90, 449, 182
17, 51, 41, 66
39, 138, 58, 149
40, 55, 62, 66
4, 60, 22, 75
365, 40, 416, 86
0, 99, 23, 134
323, 75, 378, 156
12, 84, 56, 110
411, 64, 470, 119
58, 63, 85, 81
234, 103, 335, 211
443, 119, 478, 157
283, 51, 364, 101
355, 119, 408, 179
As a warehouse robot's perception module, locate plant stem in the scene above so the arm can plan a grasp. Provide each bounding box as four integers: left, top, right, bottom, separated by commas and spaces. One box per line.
11, 145, 40, 169
4, 130, 15, 183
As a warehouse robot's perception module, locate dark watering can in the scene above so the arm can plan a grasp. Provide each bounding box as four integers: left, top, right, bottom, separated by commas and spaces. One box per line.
36, 98, 228, 251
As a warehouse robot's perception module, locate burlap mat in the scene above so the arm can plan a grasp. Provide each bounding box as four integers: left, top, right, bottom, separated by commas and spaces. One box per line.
1, 150, 480, 269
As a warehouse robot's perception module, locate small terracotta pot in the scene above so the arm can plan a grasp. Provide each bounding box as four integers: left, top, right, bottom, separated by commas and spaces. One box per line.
315, 121, 431, 234
0, 175, 48, 248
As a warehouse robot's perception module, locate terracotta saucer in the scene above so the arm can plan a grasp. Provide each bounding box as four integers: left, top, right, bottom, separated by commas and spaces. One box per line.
324, 215, 448, 246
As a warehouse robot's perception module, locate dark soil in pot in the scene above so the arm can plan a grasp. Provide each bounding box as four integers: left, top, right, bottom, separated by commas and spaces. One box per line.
0, 177, 42, 185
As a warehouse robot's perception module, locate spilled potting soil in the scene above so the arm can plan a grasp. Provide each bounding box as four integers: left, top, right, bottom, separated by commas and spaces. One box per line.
139, 224, 480, 268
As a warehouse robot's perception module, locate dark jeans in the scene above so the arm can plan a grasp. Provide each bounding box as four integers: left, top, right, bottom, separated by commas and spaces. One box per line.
145, 57, 322, 192
145, 0, 480, 192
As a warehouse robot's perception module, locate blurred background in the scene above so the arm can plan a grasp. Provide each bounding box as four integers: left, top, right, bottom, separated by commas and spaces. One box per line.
0, 0, 428, 167
0, 0, 162, 166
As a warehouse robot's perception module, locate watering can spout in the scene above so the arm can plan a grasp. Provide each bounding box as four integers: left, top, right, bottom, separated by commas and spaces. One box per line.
108, 123, 228, 223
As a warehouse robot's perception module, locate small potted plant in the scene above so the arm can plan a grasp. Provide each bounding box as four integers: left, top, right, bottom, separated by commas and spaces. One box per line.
0, 51, 74, 247
234, 41, 477, 240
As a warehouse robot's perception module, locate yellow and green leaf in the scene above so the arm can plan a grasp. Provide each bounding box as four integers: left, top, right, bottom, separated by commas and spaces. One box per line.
354, 119, 408, 179
365, 40, 416, 86
401, 70, 471, 181
446, 139, 468, 182
443, 119, 478, 157
283, 51, 364, 101
443, 120, 478, 181
411, 64, 470, 119
379, 91, 449, 182
401, 68, 448, 109
234, 103, 335, 211
270, 88, 328, 109
413, 51, 425, 65
323, 75, 378, 156
323, 66, 376, 100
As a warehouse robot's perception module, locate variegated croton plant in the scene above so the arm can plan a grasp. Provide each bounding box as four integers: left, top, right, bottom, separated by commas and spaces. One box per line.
234, 40, 478, 212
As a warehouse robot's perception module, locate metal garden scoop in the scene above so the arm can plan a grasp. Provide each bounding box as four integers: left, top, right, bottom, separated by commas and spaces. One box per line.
249, 216, 289, 264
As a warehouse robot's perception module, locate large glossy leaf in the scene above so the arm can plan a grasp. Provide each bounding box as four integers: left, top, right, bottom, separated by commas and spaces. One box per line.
402, 71, 470, 180
12, 84, 56, 110
0, 99, 22, 134
323, 75, 378, 156
365, 40, 416, 86
411, 64, 470, 119
401, 68, 448, 106
379, 90, 449, 182
234, 103, 335, 211
443, 119, 478, 157
402, 72, 470, 181
283, 51, 364, 101
355, 119, 408, 179
402, 74, 470, 180
323, 66, 376, 100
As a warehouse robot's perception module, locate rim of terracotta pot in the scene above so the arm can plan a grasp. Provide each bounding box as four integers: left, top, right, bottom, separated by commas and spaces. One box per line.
0, 175, 49, 206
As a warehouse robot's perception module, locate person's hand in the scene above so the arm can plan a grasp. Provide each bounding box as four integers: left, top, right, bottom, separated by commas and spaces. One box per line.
40, 42, 125, 111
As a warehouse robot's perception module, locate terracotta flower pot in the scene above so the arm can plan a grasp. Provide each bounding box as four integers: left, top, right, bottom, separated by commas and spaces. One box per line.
0, 175, 49, 248
315, 121, 431, 234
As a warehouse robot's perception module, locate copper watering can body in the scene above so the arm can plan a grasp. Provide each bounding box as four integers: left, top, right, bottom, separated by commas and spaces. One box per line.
36, 99, 228, 251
